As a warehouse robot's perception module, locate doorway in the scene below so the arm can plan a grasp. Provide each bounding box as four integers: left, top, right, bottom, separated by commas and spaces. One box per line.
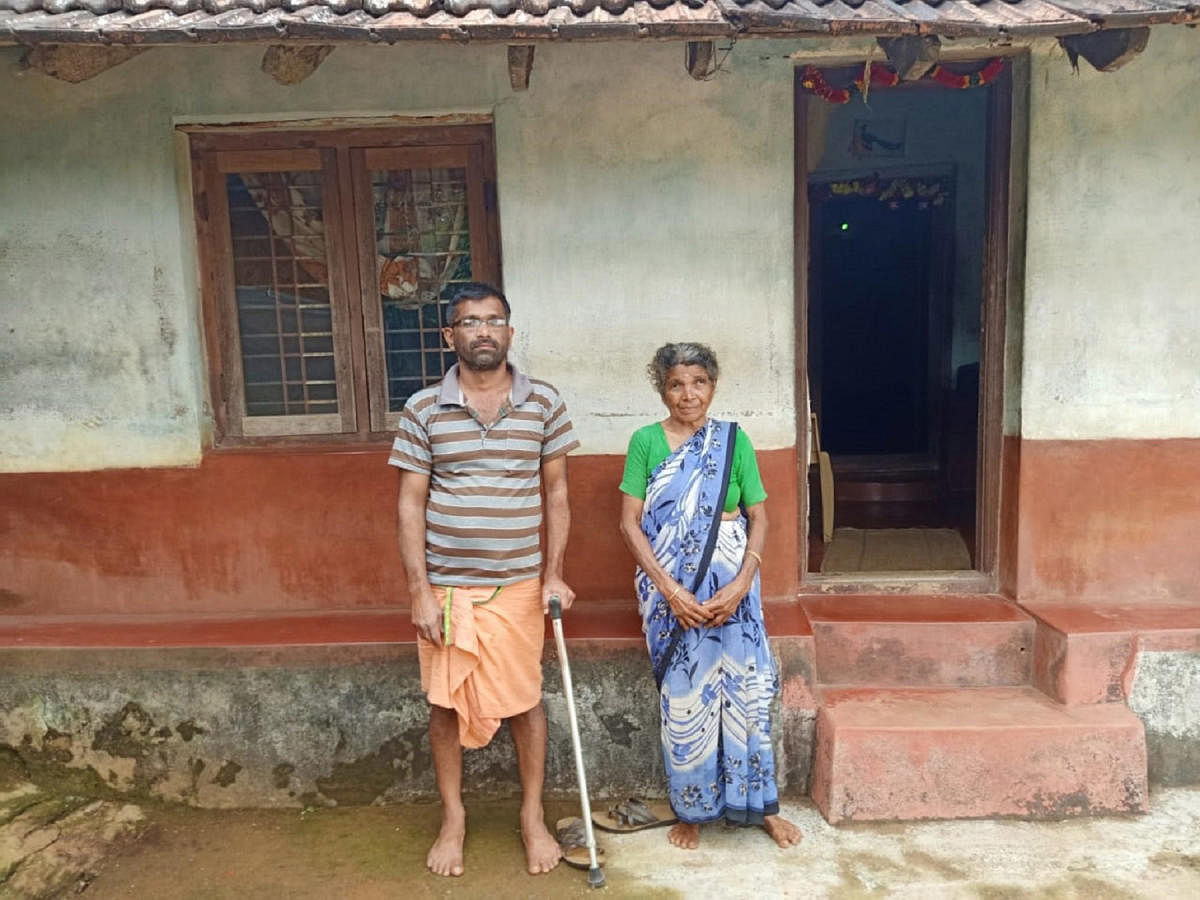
797, 63, 1014, 580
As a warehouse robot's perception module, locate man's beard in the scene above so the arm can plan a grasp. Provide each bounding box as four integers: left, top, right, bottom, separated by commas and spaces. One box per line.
459, 343, 506, 371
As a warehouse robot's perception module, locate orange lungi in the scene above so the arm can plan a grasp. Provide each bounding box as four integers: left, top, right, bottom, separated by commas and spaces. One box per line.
418, 577, 544, 749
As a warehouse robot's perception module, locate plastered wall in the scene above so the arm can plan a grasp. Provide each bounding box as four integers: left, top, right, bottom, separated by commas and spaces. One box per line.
0, 40, 797, 472
3, 28, 1200, 475
1023, 28, 1200, 441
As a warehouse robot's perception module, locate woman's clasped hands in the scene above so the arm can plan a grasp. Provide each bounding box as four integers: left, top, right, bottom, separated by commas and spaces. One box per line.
664, 575, 749, 630
663, 583, 711, 629
704, 575, 750, 627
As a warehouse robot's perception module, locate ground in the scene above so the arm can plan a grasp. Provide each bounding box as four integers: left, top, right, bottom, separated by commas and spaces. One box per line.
4, 787, 1199, 898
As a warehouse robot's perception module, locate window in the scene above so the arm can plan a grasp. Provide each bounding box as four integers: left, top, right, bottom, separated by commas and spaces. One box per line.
188, 124, 501, 444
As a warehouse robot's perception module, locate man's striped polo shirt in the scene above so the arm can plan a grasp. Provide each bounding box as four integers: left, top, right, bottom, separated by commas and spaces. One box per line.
388, 363, 580, 587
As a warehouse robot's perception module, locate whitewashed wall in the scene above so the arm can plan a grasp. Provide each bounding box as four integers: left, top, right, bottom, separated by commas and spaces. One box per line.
1023, 27, 1200, 441
499, 42, 797, 453
0, 40, 796, 472
2, 28, 1199, 473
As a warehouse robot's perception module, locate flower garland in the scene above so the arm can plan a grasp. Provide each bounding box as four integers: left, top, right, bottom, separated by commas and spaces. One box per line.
799, 64, 898, 104
809, 174, 951, 211
799, 58, 1007, 104
927, 58, 1008, 90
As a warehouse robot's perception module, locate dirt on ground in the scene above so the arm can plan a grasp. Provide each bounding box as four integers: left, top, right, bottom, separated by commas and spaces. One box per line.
83, 799, 672, 900
9, 788, 1200, 898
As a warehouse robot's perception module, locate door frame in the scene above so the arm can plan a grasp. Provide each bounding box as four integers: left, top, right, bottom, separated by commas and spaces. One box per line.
794, 55, 1027, 592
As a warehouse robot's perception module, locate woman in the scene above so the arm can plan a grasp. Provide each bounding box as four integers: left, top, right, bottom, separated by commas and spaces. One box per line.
618, 342, 802, 851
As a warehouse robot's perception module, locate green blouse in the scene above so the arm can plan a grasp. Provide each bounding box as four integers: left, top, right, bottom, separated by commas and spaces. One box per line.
619, 422, 768, 513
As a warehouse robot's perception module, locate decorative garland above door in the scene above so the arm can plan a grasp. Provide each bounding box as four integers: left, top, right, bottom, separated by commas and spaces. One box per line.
799, 58, 1008, 105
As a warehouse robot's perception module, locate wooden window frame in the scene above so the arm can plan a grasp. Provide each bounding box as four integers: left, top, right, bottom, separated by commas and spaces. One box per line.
188, 123, 502, 448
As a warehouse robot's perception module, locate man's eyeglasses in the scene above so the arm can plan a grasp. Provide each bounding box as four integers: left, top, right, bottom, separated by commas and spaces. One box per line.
450, 316, 509, 331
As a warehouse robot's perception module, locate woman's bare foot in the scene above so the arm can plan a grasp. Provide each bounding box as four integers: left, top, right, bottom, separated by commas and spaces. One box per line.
763, 814, 802, 848
667, 822, 701, 849
521, 814, 562, 874
427, 810, 466, 877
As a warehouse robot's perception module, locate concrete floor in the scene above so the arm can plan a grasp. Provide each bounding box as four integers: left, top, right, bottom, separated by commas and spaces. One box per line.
71, 787, 1200, 898
603, 788, 1200, 898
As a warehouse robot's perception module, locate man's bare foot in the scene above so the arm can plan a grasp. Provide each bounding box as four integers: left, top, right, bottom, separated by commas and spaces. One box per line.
427, 811, 466, 877
763, 814, 802, 848
521, 813, 562, 874
667, 822, 701, 849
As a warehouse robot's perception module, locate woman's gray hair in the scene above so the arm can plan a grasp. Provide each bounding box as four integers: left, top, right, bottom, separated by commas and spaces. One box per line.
647, 342, 720, 396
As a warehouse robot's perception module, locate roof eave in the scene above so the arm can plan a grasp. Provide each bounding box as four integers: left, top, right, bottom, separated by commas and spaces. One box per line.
0, 5, 1195, 47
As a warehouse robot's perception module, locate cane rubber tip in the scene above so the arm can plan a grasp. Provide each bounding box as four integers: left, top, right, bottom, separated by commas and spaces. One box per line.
588, 866, 606, 888
549, 594, 563, 619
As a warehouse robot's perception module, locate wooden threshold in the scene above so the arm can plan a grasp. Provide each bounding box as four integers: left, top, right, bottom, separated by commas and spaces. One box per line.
801, 571, 997, 596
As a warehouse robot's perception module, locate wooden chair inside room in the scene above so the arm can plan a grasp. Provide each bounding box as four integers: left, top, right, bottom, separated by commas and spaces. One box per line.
810, 412, 835, 544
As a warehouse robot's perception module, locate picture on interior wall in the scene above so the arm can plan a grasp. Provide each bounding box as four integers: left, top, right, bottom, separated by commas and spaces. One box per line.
850, 119, 907, 159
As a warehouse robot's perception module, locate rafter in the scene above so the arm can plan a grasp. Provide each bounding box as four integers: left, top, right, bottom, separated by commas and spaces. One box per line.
1060, 28, 1151, 74
21, 45, 147, 84
508, 45, 535, 93
261, 45, 335, 87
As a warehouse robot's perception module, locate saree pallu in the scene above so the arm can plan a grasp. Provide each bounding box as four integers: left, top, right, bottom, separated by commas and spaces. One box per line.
636, 420, 780, 825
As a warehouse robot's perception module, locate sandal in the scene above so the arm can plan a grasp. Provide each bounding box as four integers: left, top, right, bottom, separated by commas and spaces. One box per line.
555, 816, 606, 871
592, 797, 678, 833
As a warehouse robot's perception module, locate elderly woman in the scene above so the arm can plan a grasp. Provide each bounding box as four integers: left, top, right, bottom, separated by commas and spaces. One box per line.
617, 342, 802, 850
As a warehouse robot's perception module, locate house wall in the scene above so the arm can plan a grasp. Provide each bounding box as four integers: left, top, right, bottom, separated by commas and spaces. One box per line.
2, 29, 1199, 810
0, 40, 797, 472
0, 448, 797, 615
0, 40, 803, 615
2, 28, 1199, 618
1014, 27, 1200, 603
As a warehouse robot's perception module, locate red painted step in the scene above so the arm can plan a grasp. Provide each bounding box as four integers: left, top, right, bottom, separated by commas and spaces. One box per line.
803, 595, 1035, 687
811, 686, 1148, 824
1024, 602, 1200, 705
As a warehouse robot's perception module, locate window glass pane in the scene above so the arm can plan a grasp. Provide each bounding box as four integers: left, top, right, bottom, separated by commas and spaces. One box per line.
372, 166, 474, 412
226, 171, 339, 418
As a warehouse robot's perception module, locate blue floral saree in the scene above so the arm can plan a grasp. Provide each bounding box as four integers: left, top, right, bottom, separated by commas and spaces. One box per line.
636, 419, 780, 825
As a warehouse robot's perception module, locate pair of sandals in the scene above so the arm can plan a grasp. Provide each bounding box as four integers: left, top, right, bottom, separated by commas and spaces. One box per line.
556, 798, 677, 869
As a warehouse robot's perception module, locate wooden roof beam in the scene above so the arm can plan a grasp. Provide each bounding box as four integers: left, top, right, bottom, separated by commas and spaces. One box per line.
20, 44, 147, 84
1059, 27, 1150, 73
261, 45, 335, 86
508, 45, 535, 92
876, 35, 941, 81
686, 41, 714, 80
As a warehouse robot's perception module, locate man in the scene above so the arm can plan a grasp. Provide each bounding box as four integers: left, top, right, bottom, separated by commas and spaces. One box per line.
389, 282, 579, 878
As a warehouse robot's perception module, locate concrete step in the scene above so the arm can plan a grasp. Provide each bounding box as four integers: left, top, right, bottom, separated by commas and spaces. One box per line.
803, 595, 1035, 687
810, 686, 1148, 824
1024, 601, 1200, 704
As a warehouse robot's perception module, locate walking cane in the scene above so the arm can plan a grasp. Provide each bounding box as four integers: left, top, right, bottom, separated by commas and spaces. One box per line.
548, 594, 606, 888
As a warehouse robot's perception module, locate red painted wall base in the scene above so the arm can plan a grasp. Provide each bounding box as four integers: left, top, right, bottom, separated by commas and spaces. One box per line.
0, 448, 799, 618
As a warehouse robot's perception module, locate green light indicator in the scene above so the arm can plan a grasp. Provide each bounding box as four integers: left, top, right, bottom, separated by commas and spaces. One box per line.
840, 222, 850, 232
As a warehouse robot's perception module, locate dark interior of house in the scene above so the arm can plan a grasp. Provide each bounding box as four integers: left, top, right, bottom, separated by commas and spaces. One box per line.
819, 194, 933, 457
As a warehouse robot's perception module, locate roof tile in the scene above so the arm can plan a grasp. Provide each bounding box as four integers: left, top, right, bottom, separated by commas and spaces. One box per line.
0, 0, 1195, 41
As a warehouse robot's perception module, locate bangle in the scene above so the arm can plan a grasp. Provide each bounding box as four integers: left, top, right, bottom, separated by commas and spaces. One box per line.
746, 549, 763, 567
667, 585, 682, 601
